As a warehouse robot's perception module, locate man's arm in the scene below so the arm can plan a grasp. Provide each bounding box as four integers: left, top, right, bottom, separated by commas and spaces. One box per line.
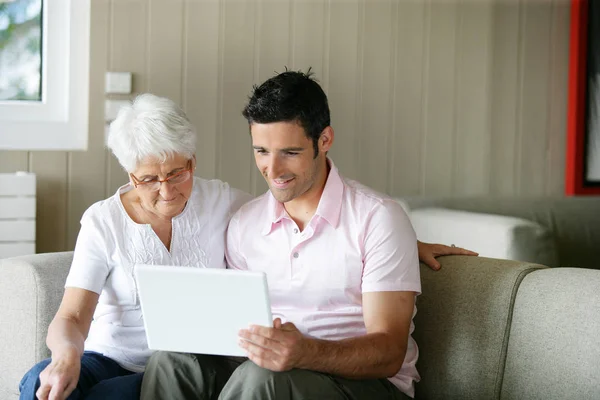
304, 290, 415, 378
239, 290, 416, 379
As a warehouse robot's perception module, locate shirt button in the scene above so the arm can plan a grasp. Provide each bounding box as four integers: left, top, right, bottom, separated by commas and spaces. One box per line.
293, 252, 299, 258
293, 228, 298, 234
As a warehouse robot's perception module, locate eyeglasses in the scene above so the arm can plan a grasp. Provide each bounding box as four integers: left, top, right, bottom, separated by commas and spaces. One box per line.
130, 161, 193, 192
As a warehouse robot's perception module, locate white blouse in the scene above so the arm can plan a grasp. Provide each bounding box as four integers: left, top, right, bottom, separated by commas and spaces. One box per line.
65, 177, 252, 372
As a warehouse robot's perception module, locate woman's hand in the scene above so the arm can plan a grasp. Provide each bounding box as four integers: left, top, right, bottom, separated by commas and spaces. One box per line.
40, 288, 99, 399
417, 240, 478, 271
36, 347, 81, 400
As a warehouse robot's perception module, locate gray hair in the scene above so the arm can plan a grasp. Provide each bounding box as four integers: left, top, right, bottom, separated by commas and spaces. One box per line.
107, 93, 197, 172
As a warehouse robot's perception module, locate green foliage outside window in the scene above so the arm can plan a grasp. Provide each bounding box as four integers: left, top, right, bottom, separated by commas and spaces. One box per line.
0, 0, 43, 101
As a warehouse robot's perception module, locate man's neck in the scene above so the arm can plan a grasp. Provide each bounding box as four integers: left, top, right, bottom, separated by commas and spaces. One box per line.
284, 162, 330, 232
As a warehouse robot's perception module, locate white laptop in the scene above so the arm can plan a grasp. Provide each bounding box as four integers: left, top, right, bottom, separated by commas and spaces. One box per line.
134, 264, 272, 357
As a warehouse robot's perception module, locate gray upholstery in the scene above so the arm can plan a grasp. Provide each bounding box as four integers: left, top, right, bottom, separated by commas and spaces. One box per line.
414, 256, 545, 400
0, 252, 73, 400
1, 252, 599, 399
501, 268, 600, 400
405, 196, 600, 269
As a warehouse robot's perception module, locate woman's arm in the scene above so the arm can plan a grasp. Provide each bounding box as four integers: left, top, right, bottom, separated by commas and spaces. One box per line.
46, 288, 99, 358
36, 288, 99, 400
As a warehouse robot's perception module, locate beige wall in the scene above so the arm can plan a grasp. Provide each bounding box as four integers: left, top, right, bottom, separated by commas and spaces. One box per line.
0, 0, 570, 253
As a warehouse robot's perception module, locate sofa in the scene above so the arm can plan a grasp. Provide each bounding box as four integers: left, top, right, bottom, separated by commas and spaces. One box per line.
1, 197, 600, 399
2, 253, 599, 400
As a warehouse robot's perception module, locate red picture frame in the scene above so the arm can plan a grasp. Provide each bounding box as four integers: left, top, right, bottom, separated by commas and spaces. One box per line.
566, 0, 600, 195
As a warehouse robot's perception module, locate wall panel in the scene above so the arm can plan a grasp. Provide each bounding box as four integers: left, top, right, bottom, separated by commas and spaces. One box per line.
218, 0, 256, 194
29, 153, 68, 252
490, 0, 522, 196
545, 0, 570, 196
422, 1, 458, 195
106, 0, 149, 194
518, 0, 553, 195
0, 152, 28, 173
327, 0, 360, 180
357, 0, 395, 193
66, 0, 110, 249
454, 0, 493, 195
390, 0, 427, 196
0, 0, 573, 254
184, 0, 222, 181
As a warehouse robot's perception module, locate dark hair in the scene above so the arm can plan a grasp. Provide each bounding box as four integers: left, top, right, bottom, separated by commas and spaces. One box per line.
242, 68, 330, 157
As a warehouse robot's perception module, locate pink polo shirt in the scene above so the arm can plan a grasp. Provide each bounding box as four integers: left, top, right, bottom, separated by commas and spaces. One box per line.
225, 160, 421, 397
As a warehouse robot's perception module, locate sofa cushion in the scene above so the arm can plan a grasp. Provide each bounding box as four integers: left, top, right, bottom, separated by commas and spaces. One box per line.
414, 256, 545, 400
409, 207, 558, 266
501, 268, 600, 400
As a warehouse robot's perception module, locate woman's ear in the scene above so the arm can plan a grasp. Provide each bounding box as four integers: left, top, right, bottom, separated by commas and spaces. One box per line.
128, 172, 136, 188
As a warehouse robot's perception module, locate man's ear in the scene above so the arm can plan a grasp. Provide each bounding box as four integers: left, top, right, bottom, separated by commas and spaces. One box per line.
319, 126, 334, 153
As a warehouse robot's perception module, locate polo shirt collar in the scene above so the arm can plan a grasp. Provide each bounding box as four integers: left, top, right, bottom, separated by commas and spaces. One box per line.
261, 158, 344, 236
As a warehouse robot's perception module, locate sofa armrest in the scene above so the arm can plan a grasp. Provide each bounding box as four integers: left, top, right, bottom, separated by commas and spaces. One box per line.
0, 252, 73, 399
414, 255, 546, 400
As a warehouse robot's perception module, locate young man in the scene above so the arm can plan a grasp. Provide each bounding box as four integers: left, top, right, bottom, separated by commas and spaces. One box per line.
141, 70, 475, 399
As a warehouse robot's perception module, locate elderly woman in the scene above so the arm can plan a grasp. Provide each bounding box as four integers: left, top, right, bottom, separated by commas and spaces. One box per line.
19, 94, 252, 400
19, 93, 474, 400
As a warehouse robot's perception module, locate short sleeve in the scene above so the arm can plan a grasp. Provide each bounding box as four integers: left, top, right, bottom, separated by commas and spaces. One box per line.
225, 210, 248, 271
64, 207, 112, 294
361, 199, 421, 294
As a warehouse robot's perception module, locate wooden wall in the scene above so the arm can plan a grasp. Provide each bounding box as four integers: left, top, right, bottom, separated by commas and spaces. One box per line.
0, 0, 571, 252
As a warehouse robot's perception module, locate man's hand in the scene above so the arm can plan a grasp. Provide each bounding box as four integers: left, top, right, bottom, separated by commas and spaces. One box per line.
36, 348, 81, 400
238, 318, 308, 372
417, 240, 478, 271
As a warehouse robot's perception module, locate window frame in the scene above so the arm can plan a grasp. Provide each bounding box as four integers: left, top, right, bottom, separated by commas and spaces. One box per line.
0, 0, 91, 151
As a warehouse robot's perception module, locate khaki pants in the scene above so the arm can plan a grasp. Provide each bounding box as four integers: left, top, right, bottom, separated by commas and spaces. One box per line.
141, 351, 411, 400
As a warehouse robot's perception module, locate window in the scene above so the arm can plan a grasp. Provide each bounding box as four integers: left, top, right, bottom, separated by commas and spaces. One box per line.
0, 0, 42, 101
0, 0, 90, 150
